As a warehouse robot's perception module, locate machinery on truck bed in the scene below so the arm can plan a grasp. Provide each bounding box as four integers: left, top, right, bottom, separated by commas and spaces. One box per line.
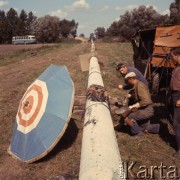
131, 24, 180, 94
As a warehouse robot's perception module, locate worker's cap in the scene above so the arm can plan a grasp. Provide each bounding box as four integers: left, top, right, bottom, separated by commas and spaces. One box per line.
125, 72, 136, 79
116, 63, 125, 71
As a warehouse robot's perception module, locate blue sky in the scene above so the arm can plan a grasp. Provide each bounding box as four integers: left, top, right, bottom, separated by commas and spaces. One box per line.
0, 0, 173, 37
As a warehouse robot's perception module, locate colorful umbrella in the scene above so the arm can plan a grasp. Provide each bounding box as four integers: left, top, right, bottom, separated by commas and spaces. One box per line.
8, 65, 74, 163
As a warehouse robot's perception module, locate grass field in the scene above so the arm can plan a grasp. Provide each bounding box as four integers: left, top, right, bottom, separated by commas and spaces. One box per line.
0, 40, 179, 179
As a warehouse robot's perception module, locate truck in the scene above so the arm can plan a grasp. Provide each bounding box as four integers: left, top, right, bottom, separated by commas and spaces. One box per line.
131, 24, 180, 94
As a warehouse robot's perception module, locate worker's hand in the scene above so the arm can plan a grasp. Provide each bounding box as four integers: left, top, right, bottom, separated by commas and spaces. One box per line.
126, 94, 131, 98
118, 85, 123, 89
176, 100, 180, 107
129, 102, 140, 109
124, 118, 135, 126
115, 101, 123, 108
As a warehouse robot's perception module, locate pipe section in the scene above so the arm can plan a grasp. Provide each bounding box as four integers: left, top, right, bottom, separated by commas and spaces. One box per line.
91, 40, 96, 52
79, 56, 125, 180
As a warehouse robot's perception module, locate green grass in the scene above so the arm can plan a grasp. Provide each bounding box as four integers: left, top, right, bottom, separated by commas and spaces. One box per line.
0, 41, 82, 67
1, 41, 180, 179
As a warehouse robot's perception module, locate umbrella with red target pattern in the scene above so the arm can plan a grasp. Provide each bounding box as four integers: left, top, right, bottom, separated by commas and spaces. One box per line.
8, 64, 74, 163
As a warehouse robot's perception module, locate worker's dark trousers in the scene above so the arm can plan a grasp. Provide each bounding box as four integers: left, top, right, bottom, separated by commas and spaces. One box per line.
130, 121, 160, 135
128, 105, 154, 135
172, 92, 180, 150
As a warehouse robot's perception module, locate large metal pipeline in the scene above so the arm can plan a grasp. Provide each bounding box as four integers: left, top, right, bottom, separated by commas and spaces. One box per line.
79, 56, 125, 179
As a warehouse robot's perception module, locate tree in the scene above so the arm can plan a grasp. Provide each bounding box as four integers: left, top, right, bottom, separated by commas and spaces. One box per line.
0, 8, 79, 44
6, 8, 19, 42
15, 9, 27, 35
0, 10, 9, 43
89, 33, 95, 40
106, 21, 120, 36
95, 27, 105, 39
31, 15, 60, 43
169, 0, 180, 24
107, 5, 169, 40
70, 19, 78, 38
26, 11, 37, 34
79, 33, 85, 37
59, 19, 78, 38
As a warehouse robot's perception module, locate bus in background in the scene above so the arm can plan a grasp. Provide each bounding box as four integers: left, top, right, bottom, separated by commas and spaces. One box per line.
12, 35, 37, 45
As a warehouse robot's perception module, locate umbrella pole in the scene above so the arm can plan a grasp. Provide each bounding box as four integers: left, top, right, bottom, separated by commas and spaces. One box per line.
79, 54, 125, 179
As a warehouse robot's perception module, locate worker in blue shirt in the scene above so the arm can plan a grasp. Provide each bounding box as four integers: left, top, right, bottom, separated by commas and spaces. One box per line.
116, 63, 148, 90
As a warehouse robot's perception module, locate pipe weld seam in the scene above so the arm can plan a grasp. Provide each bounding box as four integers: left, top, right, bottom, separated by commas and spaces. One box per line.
88, 71, 101, 77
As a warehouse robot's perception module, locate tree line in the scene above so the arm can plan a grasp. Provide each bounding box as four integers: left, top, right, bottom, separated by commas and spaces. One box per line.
95, 0, 180, 40
0, 0, 179, 44
0, 8, 78, 44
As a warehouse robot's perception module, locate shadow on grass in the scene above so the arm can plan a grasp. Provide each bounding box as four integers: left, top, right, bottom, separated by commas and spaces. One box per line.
36, 118, 79, 163
152, 94, 177, 150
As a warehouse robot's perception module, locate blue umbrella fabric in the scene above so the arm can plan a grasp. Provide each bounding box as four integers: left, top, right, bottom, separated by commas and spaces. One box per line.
8, 65, 75, 163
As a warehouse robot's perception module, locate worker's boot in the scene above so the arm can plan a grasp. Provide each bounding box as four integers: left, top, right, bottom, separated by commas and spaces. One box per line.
114, 117, 124, 130
125, 118, 144, 137
144, 124, 160, 134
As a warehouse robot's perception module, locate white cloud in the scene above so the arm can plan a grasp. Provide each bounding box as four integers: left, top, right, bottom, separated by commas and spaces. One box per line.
78, 24, 86, 29
115, 4, 159, 12
115, 5, 139, 11
145, 5, 170, 15
124, 4, 139, 11
0, 1, 9, 7
50, 9, 68, 18
66, 0, 90, 11
115, 17, 120, 22
146, 4, 158, 11
115, 6, 122, 11
99, 5, 109, 12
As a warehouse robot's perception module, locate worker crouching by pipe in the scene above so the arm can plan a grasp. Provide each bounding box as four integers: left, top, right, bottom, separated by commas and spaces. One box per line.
114, 72, 160, 137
